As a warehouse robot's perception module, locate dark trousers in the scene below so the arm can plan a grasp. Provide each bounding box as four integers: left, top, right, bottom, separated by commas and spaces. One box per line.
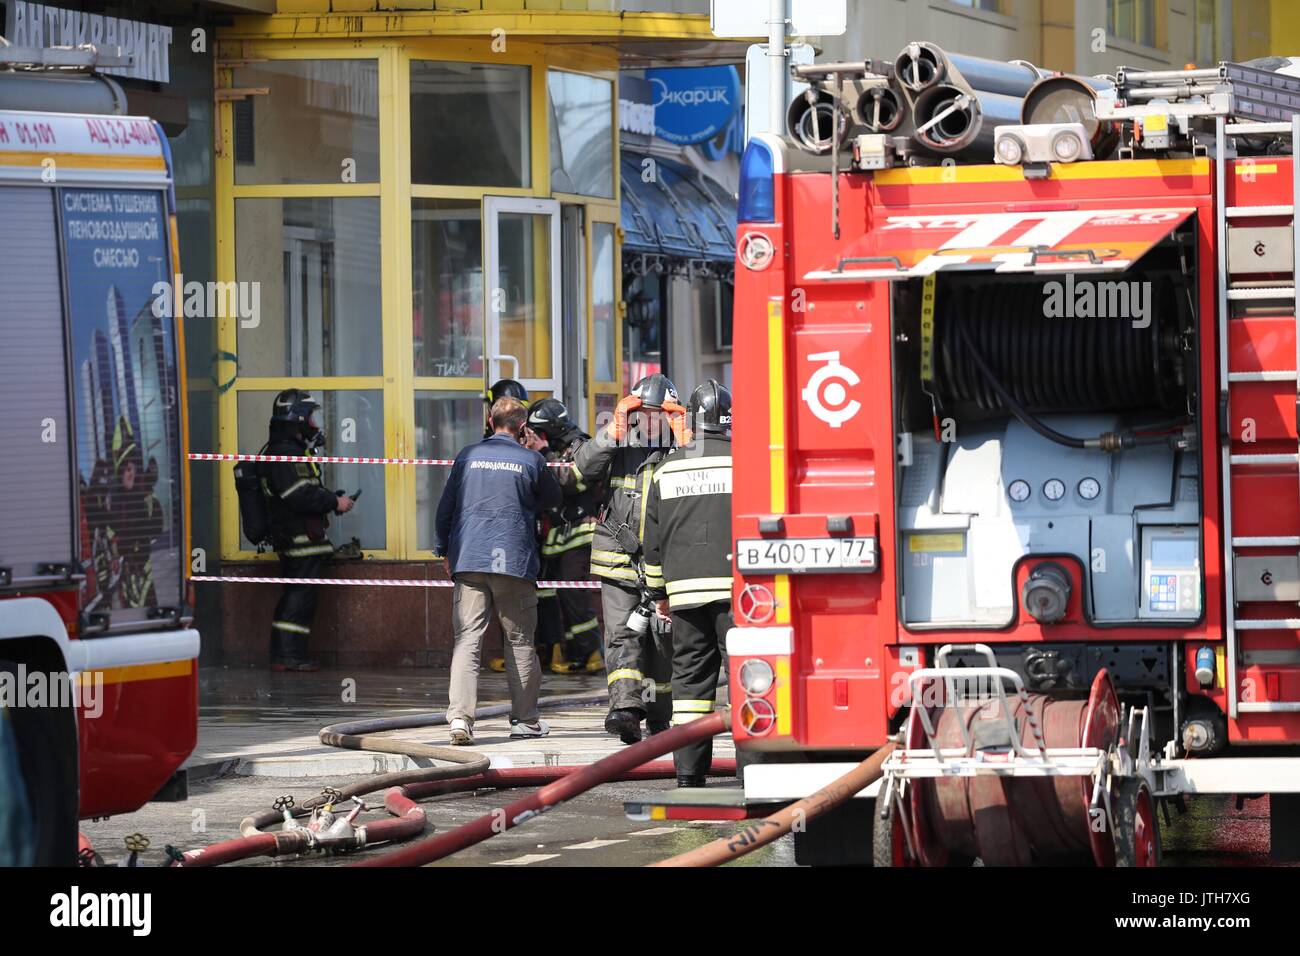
551, 545, 600, 661
670, 600, 732, 778
270, 552, 327, 663
601, 580, 672, 722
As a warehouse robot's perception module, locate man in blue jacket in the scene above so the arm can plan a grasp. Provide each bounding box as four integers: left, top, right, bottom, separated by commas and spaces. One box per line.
435, 396, 563, 745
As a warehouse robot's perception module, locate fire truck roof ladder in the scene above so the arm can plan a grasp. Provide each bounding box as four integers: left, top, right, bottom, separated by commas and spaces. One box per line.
1219, 113, 1300, 718
1101, 61, 1300, 125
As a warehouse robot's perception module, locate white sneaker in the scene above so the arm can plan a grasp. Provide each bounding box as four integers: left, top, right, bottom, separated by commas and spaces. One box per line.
509, 719, 550, 738
449, 717, 474, 745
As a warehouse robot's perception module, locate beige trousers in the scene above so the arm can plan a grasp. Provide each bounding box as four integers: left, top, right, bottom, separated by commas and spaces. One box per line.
447, 572, 540, 725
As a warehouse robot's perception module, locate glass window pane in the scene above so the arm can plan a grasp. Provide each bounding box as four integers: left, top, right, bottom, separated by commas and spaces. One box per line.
235, 197, 382, 377
623, 271, 664, 392
233, 60, 379, 185
496, 212, 553, 380
547, 70, 613, 198
411, 61, 530, 187
592, 221, 617, 382
237, 390, 385, 550
594, 392, 618, 429
412, 200, 484, 378
415, 391, 485, 551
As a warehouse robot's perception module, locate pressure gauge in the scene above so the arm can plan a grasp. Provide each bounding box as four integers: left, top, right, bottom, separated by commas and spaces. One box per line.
1043, 478, 1066, 502
1008, 479, 1031, 503
1078, 477, 1101, 501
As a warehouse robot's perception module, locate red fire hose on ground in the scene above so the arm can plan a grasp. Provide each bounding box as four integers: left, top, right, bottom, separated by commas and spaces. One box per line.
170, 693, 734, 867
355, 712, 729, 867
650, 743, 896, 867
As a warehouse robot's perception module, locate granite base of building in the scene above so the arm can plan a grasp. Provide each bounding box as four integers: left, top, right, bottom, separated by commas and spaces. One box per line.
206, 561, 499, 669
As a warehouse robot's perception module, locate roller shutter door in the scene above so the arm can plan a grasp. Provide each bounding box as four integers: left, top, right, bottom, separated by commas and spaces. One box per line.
0, 185, 74, 582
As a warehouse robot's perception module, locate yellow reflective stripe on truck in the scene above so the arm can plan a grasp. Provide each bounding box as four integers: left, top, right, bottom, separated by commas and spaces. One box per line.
767, 297, 791, 626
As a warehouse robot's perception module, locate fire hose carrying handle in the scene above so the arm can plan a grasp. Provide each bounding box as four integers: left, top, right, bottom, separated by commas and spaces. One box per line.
831, 255, 904, 274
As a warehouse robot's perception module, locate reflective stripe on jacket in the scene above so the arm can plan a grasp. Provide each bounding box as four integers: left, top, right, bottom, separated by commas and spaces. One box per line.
571, 427, 669, 583
263, 437, 339, 552
642, 435, 733, 610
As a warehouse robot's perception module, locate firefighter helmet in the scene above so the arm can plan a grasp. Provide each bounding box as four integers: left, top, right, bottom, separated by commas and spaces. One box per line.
270, 388, 324, 438
630, 373, 679, 410
486, 379, 530, 406
527, 397, 573, 442
688, 380, 732, 434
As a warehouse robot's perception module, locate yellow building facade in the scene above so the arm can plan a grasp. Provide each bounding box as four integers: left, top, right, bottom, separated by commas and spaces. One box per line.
208, 5, 741, 574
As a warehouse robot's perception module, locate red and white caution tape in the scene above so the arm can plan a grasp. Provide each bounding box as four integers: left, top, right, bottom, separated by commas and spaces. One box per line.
188, 452, 570, 467
192, 575, 602, 589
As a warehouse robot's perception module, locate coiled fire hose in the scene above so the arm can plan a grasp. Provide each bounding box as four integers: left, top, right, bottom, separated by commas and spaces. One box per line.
650, 742, 896, 867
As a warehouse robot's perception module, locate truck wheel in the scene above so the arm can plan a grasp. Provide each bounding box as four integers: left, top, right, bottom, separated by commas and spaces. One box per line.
1112, 779, 1161, 867
872, 793, 915, 867
0, 658, 79, 866
1269, 794, 1300, 862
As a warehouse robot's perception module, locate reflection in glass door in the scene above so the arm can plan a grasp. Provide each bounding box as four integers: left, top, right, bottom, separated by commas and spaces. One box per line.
560, 204, 587, 431
484, 196, 562, 404
283, 228, 329, 377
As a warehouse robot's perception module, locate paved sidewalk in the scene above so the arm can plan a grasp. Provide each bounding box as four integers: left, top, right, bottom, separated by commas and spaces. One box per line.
190, 666, 732, 779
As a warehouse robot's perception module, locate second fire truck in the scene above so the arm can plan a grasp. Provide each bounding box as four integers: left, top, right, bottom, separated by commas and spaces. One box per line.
724, 47, 1300, 866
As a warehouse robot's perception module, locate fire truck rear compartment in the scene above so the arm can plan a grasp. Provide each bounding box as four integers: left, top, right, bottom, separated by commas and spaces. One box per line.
891, 245, 1204, 635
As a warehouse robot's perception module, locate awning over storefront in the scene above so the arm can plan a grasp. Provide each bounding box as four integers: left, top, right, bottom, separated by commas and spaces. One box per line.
620, 150, 736, 262
804, 206, 1196, 281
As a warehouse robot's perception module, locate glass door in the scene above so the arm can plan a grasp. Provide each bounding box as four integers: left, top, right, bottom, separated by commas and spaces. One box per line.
483, 196, 562, 404
586, 205, 622, 428
561, 204, 587, 431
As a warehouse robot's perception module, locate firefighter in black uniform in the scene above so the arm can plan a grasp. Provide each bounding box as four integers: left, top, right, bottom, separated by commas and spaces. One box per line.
262, 389, 355, 672
643, 380, 733, 787
527, 398, 604, 673
573, 373, 688, 744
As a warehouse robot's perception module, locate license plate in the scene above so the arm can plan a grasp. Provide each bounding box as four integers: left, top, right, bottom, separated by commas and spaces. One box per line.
736, 537, 878, 574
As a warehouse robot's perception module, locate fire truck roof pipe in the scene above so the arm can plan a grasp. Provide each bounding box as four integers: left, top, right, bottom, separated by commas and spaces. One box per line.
0, 71, 127, 115
913, 83, 1024, 157
1022, 74, 1121, 158
856, 84, 904, 133
895, 41, 1045, 98
786, 86, 845, 154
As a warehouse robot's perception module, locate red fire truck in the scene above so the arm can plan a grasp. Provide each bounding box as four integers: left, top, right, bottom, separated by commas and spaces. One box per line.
724, 53, 1300, 865
0, 107, 199, 866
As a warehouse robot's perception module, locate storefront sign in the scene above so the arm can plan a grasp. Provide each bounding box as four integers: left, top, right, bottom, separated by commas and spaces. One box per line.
5, 2, 174, 83
619, 75, 656, 136
645, 66, 741, 147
